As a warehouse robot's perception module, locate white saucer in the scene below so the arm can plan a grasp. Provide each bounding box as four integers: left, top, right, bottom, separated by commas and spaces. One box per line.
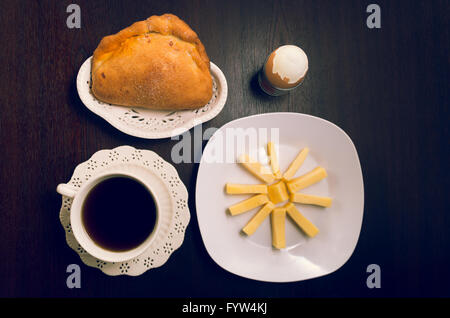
76, 57, 228, 139
195, 112, 364, 282
58, 145, 190, 276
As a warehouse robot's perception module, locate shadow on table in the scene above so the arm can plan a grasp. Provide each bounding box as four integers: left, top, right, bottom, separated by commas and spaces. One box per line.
67, 73, 138, 141
249, 71, 271, 100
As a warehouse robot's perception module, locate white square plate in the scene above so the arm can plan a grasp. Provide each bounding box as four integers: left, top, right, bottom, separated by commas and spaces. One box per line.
195, 112, 364, 282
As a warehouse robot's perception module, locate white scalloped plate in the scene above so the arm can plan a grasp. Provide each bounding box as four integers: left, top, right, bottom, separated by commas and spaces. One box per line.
77, 57, 228, 139
196, 113, 364, 282
58, 145, 190, 276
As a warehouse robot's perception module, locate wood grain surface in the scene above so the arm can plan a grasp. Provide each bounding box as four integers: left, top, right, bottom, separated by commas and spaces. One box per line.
0, 0, 448, 297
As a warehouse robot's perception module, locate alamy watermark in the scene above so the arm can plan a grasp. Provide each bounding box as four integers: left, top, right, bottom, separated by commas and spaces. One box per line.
66, 264, 81, 288
366, 264, 381, 288
170, 120, 280, 166
366, 4, 381, 29
66, 4, 81, 29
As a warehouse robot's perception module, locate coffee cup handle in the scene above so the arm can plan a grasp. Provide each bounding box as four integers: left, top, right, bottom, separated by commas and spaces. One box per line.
56, 183, 77, 198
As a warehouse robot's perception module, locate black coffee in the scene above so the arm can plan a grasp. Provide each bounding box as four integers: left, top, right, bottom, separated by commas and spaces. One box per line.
82, 176, 157, 252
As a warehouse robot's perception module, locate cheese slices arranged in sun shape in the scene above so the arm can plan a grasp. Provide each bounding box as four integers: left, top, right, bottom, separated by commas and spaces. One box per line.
226, 143, 332, 249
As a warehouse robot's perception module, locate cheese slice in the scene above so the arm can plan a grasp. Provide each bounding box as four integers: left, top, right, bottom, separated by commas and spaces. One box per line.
267, 180, 289, 204
271, 207, 286, 249
267, 142, 282, 179
226, 183, 268, 194
228, 194, 269, 216
285, 203, 319, 237
242, 202, 275, 236
286, 166, 327, 193
238, 154, 275, 183
283, 147, 309, 180
290, 193, 332, 207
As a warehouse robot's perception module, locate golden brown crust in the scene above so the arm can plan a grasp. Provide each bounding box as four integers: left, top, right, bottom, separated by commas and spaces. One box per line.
91, 14, 212, 110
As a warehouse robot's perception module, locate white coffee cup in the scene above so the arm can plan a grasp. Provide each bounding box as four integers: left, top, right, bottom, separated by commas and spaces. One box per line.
57, 171, 160, 263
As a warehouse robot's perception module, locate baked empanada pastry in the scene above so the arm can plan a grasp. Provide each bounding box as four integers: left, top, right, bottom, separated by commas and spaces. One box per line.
91, 14, 212, 110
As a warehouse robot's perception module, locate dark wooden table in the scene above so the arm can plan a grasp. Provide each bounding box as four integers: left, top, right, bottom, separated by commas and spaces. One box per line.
0, 0, 448, 297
